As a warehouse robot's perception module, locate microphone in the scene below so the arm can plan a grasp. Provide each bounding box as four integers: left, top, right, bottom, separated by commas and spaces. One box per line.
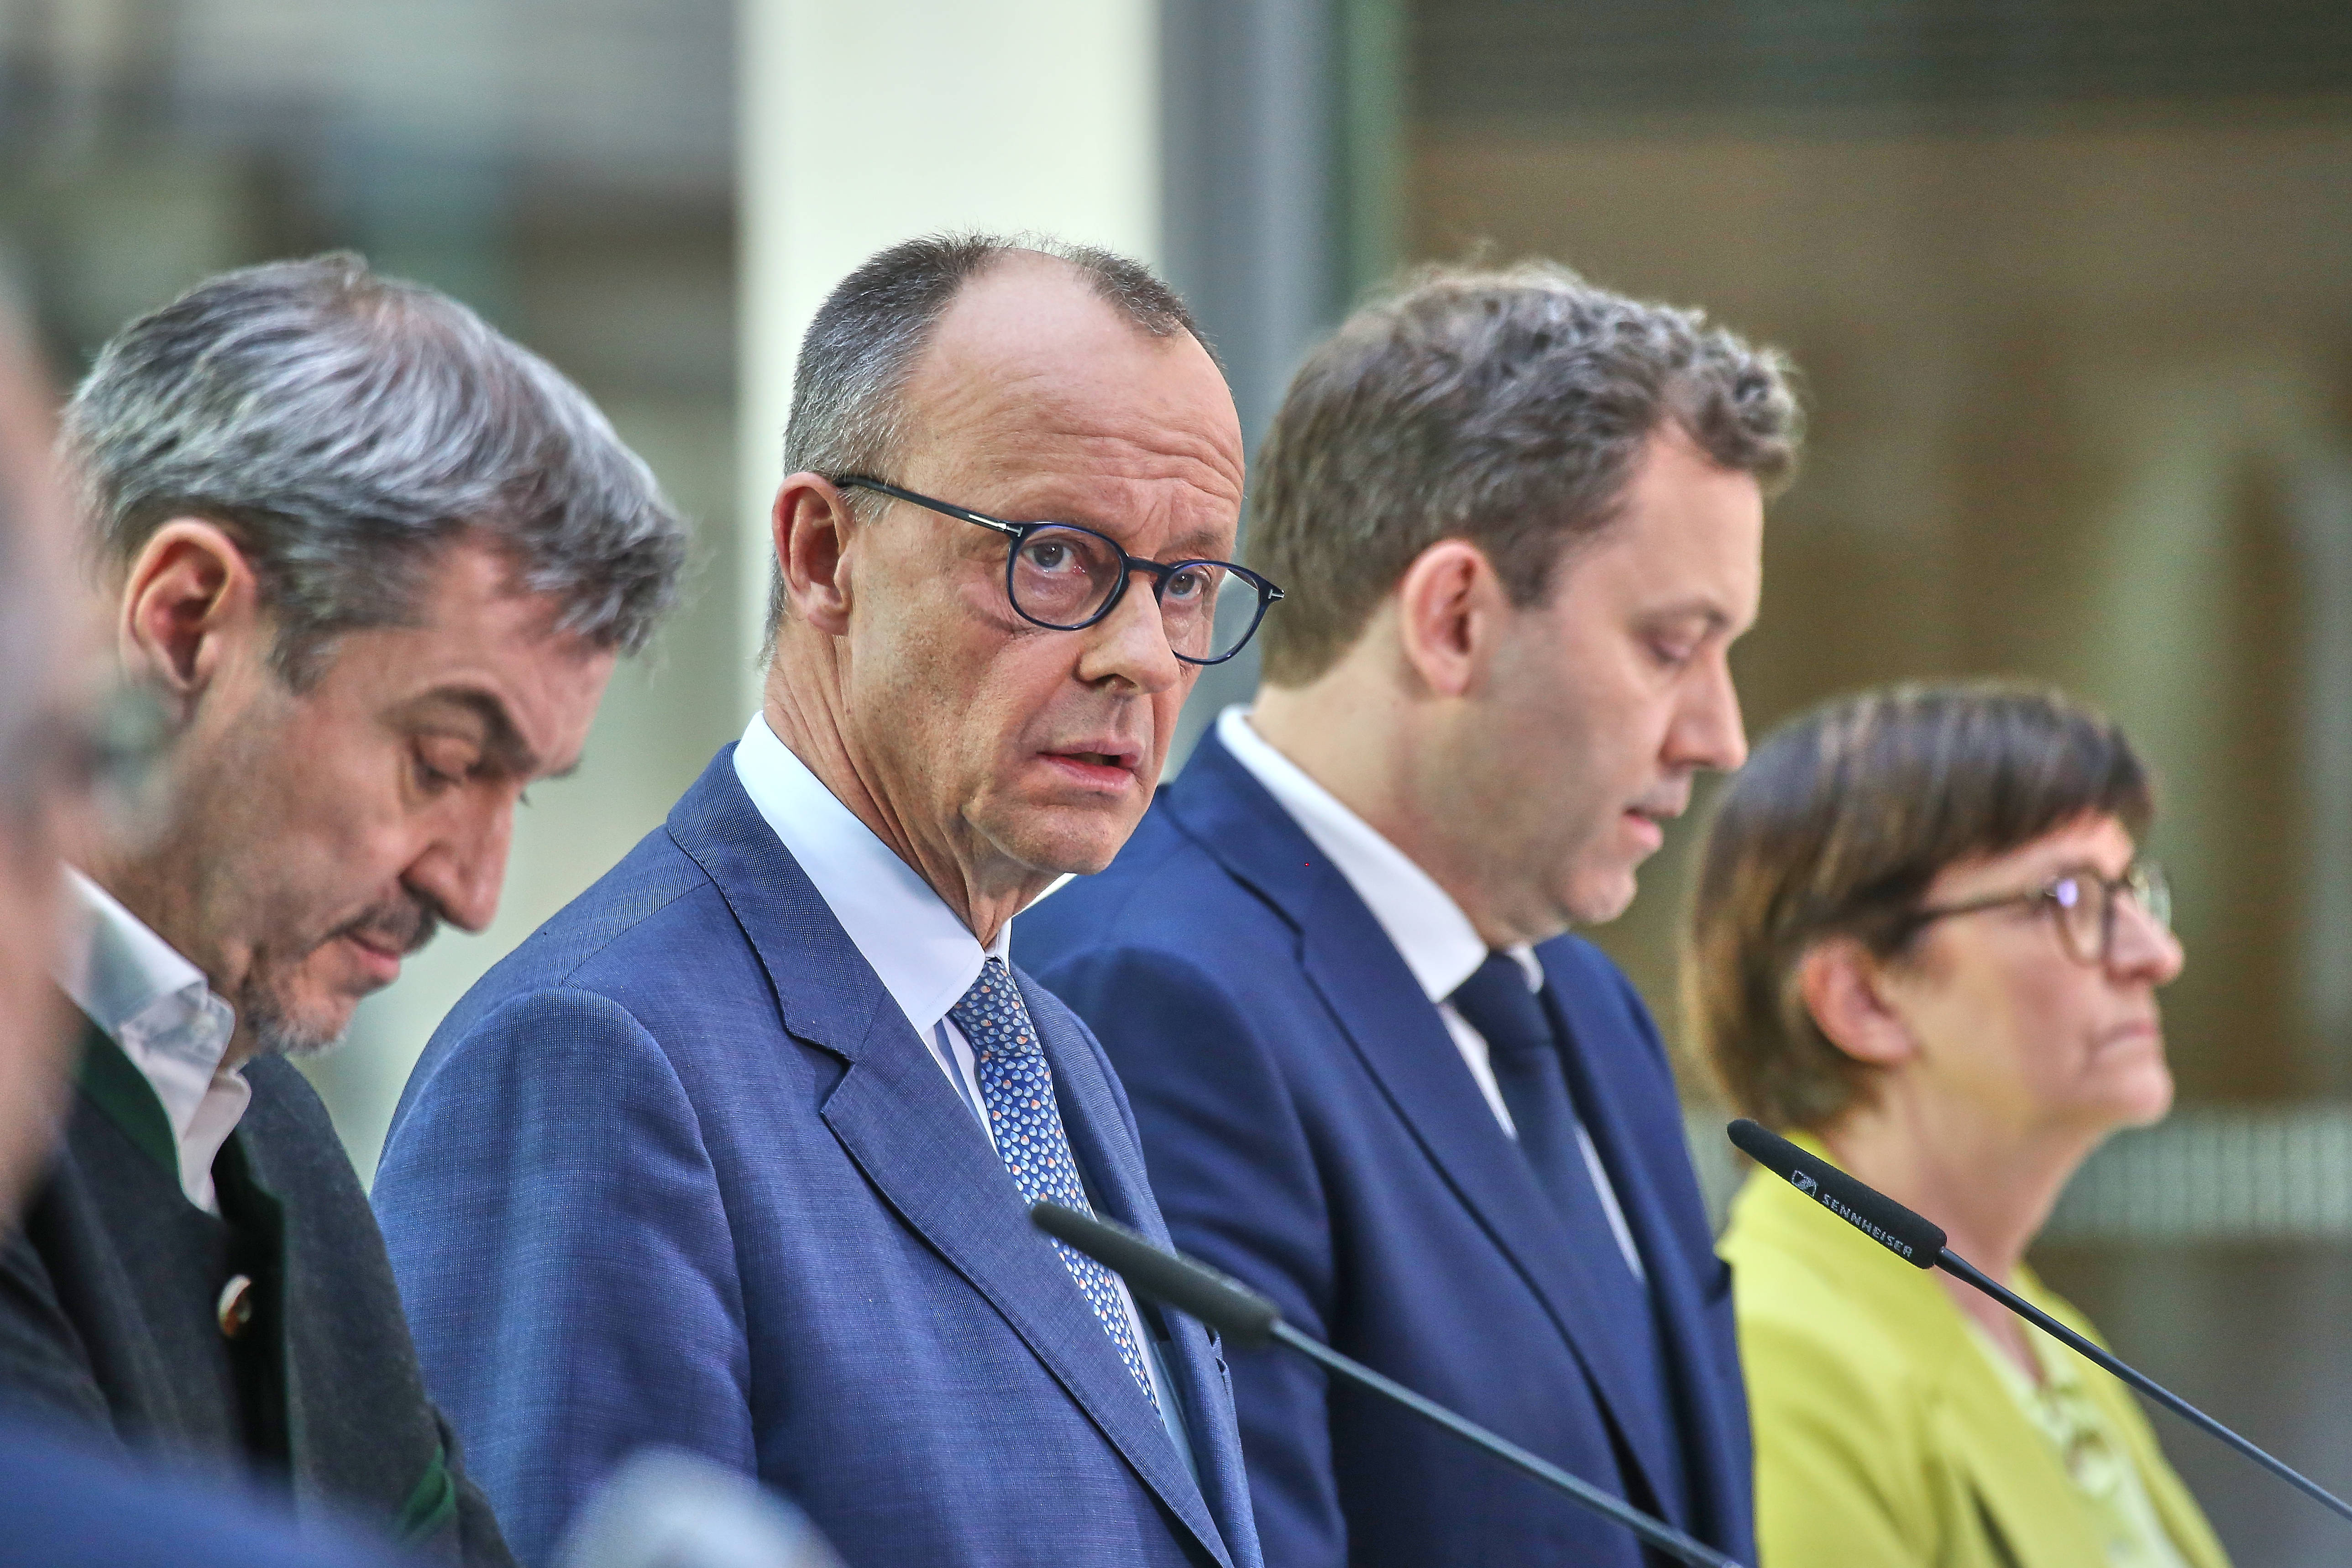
1032, 1201, 1742, 1568
555, 1447, 846, 1568
1727, 1117, 2352, 1530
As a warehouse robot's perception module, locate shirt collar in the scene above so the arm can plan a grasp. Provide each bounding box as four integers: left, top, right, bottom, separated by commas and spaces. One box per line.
57, 868, 214, 1041
732, 713, 1008, 1035
54, 868, 246, 1204
1215, 705, 1539, 1001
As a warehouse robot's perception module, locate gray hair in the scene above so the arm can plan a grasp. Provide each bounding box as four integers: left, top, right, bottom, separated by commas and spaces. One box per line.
1248, 259, 1803, 687
766, 231, 1210, 655
63, 253, 688, 687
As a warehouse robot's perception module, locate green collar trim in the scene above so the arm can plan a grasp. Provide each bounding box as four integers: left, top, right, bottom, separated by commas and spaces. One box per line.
73, 1021, 178, 1178
395, 1443, 458, 1543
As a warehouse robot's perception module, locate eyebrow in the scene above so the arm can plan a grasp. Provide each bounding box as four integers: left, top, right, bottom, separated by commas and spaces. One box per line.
1644, 600, 1736, 633
1162, 527, 1235, 561
405, 688, 562, 779
987, 493, 1236, 562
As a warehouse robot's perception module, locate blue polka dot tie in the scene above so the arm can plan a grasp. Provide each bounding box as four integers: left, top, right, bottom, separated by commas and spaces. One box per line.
950, 959, 1160, 1413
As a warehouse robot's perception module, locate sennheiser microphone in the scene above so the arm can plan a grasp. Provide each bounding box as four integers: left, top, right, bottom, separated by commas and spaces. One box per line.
1727, 1117, 2352, 1529
1032, 1201, 1742, 1568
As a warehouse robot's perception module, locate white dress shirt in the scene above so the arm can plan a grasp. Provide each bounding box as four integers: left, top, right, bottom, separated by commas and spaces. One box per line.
732, 713, 1193, 1468
1215, 705, 1646, 1280
54, 870, 247, 1213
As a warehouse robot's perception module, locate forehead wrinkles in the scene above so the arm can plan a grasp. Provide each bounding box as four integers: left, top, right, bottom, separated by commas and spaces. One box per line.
912, 357, 1241, 498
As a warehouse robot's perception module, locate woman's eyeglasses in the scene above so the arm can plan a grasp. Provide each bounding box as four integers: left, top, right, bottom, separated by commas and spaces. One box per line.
1902, 861, 2172, 968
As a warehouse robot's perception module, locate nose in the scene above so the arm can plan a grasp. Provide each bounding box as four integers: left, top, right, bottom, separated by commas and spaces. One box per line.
404, 793, 513, 935
1670, 654, 1749, 774
1076, 575, 1184, 696
2108, 894, 2185, 986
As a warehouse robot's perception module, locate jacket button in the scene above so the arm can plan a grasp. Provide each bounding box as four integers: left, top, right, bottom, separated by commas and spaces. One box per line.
216, 1274, 255, 1340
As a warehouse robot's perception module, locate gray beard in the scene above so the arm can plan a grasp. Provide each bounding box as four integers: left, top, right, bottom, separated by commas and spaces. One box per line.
239, 985, 349, 1061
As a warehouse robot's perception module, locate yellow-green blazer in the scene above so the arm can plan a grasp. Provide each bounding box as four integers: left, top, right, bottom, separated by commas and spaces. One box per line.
1719, 1145, 2232, 1568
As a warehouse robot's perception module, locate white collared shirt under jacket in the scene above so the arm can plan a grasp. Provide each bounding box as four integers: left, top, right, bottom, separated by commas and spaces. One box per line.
54, 870, 247, 1213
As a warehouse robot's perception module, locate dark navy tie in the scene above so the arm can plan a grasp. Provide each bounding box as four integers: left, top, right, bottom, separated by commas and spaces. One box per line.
1450, 953, 1623, 1237
950, 959, 1160, 1413
1448, 951, 1685, 1520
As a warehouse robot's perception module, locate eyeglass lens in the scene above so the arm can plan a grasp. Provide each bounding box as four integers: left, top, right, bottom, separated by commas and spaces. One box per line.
2049, 865, 2170, 963
1009, 526, 1259, 662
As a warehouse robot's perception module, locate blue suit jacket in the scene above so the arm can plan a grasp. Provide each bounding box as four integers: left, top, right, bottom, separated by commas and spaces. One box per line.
1020, 731, 1755, 1568
372, 749, 1261, 1568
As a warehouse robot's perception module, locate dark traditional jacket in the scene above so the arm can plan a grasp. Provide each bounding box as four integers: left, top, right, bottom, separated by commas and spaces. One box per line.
0, 1017, 511, 1565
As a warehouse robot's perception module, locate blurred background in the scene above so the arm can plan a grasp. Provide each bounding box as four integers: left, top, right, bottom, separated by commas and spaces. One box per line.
4, 1, 2349, 1559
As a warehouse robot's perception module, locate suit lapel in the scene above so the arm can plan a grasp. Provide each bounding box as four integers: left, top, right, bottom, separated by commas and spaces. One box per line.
70, 1016, 177, 1178
666, 751, 1229, 1568
1540, 966, 1716, 1524
1169, 735, 1681, 1514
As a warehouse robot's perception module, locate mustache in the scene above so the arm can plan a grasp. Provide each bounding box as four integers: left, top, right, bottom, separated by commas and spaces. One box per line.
333, 893, 445, 958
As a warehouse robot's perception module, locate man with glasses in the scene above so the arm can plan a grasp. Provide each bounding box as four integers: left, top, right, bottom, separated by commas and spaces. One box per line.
373, 235, 1269, 1568
1021, 263, 1802, 1568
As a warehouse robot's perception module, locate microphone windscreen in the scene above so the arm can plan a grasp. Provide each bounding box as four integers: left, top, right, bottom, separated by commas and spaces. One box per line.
1032, 1202, 1282, 1348
1726, 1119, 1946, 1268
555, 1447, 846, 1568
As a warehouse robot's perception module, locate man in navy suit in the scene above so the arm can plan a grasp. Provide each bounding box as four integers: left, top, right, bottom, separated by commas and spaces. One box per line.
373, 235, 1278, 1568
1022, 262, 1804, 1568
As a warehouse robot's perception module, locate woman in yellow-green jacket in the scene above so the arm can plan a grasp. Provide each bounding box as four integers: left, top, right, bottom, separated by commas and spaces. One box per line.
1689, 684, 2232, 1568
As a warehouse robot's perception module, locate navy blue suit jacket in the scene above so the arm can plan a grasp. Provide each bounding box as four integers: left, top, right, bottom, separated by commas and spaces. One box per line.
372, 749, 1261, 1568
1020, 731, 1754, 1568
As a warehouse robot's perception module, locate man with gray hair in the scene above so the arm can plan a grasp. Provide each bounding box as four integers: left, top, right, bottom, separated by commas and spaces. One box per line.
1022, 262, 1802, 1568
374, 233, 1271, 1568
0, 253, 685, 1565
0, 299, 407, 1568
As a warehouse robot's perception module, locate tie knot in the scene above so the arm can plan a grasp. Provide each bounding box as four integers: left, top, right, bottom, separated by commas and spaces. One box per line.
948, 958, 1041, 1059
1448, 950, 1554, 1060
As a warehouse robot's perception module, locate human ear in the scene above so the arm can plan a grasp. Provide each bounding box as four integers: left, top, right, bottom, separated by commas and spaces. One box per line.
1797, 938, 1921, 1069
1393, 538, 1507, 699
116, 520, 261, 718
771, 473, 858, 638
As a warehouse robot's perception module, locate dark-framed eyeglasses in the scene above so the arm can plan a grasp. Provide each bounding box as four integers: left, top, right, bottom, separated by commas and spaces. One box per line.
1900, 861, 2173, 968
833, 475, 1283, 666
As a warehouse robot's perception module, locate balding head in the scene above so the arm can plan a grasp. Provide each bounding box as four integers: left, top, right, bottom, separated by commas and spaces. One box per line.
768, 232, 1216, 654
762, 236, 1243, 942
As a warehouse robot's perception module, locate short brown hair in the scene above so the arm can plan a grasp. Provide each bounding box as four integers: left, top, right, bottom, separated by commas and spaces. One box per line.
1247, 260, 1802, 687
1687, 682, 2155, 1132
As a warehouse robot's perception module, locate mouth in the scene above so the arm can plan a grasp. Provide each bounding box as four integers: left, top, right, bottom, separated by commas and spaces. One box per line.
1039, 742, 1144, 792
339, 931, 405, 989
329, 898, 442, 992
1621, 806, 1670, 854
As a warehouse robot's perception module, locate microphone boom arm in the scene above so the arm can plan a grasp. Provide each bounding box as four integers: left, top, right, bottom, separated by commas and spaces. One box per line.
1265, 1318, 1741, 1568
1727, 1117, 2352, 1531
1031, 1201, 1742, 1568
1934, 1247, 2352, 1528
